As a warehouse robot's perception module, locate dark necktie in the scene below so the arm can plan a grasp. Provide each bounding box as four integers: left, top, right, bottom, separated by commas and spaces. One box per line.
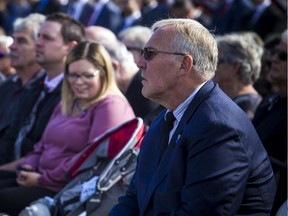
159, 111, 176, 159
14, 89, 47, 159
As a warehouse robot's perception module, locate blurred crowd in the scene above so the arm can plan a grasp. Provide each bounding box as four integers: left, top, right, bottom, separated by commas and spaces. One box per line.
0, 0, 286, 36
0, 0, 286, 215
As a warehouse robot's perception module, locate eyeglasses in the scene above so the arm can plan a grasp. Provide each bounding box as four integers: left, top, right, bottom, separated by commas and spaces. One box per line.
140, 47, 186, 61
271, 49, 287, 61
126, 46, 141, 52
66, 71, 100, 82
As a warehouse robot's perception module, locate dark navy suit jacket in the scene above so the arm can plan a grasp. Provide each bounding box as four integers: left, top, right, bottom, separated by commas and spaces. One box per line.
61, 2, 94, 26
110, 81, 276, 215
92, 2, 122, 34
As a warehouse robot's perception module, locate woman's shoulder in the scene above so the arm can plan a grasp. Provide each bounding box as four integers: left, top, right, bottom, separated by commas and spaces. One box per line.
96, 93, 128, 106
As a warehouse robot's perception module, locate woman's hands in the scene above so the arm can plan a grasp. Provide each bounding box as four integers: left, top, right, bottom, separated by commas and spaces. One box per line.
17, 165, 40, 187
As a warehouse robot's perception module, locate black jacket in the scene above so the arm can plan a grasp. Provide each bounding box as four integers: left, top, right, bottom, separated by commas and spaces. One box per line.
0, 77, 62, 164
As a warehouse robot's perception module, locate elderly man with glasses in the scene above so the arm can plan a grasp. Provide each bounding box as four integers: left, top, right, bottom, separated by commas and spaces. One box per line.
110, 18, 276, 215
252, 29, 287, 215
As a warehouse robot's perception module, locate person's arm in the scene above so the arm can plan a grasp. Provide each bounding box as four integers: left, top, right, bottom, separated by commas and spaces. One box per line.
0, 158, 25, 171
38, 96, 135, 190
19, 139, 45, 171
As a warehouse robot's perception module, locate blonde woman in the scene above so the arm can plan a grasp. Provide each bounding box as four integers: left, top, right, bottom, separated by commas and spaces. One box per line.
0, 41, 135, 215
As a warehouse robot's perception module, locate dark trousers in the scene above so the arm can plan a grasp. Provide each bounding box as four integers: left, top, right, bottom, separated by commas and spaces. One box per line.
0, 170, 56, 216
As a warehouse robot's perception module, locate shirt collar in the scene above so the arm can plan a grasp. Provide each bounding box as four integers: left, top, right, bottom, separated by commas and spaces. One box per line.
167, 81, 207, 123
44, 73, 64, 93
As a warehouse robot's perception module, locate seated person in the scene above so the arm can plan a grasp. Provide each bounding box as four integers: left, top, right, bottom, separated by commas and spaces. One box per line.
253, 29, 287, 215
0, 41, 135, 215
214, 32, 263, 120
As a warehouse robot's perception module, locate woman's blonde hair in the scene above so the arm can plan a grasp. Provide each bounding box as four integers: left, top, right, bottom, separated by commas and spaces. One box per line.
61, 41, 123, 115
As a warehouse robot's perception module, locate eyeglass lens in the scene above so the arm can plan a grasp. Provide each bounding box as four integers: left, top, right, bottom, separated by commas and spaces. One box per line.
140, 48, 154, 60
67, 72, 99, 82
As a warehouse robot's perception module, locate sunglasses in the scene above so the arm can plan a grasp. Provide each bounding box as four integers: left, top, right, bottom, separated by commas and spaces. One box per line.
126, 46, 141, 52
140, 47, 186, 61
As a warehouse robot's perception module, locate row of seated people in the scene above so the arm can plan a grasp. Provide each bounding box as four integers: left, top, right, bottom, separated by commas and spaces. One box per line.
0, 12, 286, 215
0, 12, 157, 215
1, 0, 287, 40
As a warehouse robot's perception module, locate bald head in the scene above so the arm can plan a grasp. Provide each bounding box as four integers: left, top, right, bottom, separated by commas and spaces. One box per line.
85, 26, 117, 44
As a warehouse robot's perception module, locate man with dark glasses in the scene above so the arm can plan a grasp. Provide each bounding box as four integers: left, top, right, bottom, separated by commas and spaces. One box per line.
110, 18, 276, 215
253, 29, 287, 215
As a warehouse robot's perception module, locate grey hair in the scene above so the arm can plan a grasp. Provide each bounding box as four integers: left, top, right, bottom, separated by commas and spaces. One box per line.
101, 40, 135, 64
0, 35, 13, 53
217, 33, 263, 84
239, 31, 264, 60
13, 13, 46, 41
118, 26, 152, 48
152, 18, 218, 81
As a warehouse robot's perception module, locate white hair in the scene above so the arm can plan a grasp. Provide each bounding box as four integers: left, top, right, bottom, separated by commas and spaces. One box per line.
0, 35, 13, 52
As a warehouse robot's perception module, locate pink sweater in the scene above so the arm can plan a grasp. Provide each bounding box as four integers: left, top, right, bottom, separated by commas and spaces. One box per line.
20, 94, 135, 192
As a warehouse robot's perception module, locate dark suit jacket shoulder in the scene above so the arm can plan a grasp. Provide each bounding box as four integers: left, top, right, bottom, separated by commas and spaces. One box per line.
110, 80, 276, 215
94, 2, 122, 34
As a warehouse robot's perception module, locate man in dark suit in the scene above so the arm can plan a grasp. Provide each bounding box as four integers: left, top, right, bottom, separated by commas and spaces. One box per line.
140, 0, 171, 27
252, 29, 287, 215
116, 0, 143, 34
210, 0, 253, 35
110, 18, 276, 215
238, 0, 286, 40
61, 0, 94, 26
0, 13, 46, 141
87, 0, 122, 34
0, 13, 85, 172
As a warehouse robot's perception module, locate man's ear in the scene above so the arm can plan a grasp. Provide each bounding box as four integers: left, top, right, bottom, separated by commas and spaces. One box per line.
180, 55, 194, 72
67, 40, 78, 51
112, 59, 121, 73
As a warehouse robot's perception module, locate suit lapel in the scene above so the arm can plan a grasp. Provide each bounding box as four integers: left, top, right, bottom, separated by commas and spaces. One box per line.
140, 81, 216, 213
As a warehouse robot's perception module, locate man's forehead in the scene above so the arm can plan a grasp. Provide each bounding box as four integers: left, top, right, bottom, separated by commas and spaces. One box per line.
12, 29, 33, 38
13, 30, 34, 40
40, 21, 62, 32
146, 27, 175, 47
